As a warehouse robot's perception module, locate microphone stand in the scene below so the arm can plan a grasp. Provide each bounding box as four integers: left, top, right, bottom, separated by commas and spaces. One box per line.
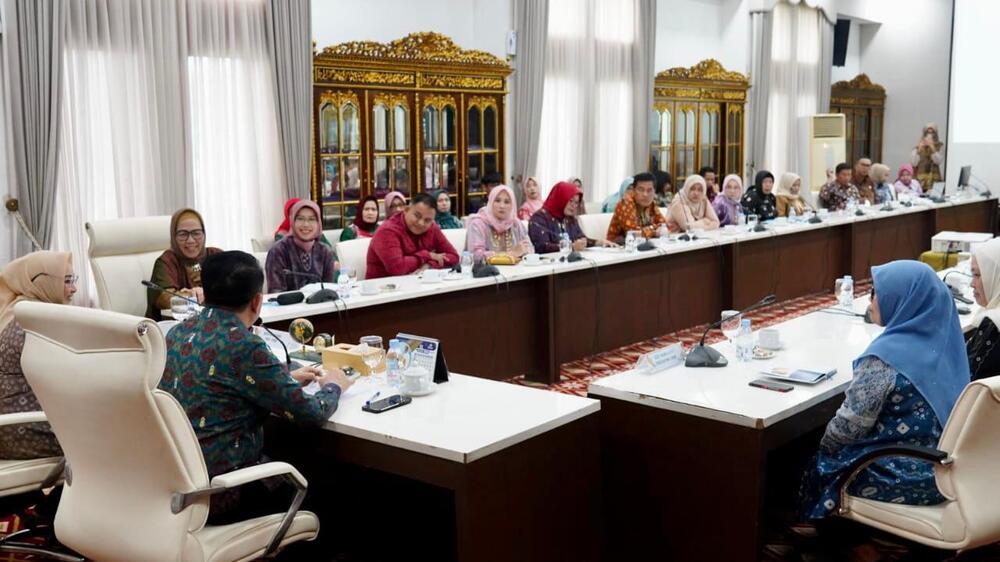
254, 318, 292, 367
281, 269, 339, 304
685, 294, 778, 368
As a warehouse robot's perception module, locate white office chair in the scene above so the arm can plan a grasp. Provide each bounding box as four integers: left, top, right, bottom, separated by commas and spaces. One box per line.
442, 227, 466, 253
336, 237, 371, 281
322, 228, 344, 250
14, 301, 319, 562
250, 237, 275, 253
582, 200, 603, 215
577, 213, 614, 241
85, 216, 171, 316
837, 375, 1000, 553
253, 252, 269, 293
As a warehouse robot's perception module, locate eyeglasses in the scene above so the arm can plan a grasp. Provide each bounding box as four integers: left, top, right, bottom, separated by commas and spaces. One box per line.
294, 216, 319, 224
30, 272, 78, 286
175, 229, 205, 241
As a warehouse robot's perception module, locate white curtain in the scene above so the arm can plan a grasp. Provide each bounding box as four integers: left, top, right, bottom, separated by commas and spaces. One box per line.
535, 0, 646, 203
762, 2, 826, 177
747, 10, 772, 181
52, 0, 285, 306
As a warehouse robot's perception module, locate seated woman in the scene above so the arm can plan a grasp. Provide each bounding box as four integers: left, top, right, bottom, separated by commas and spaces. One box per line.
529, 181, 615, 253
339, 196, 379, 242
146, 208, 222, 320
653, 170, 673, 207
871, 163, 894, 204
607, 172, 667, 243
966, 238, 1000, 380
383, 191, 406, 221
740, 170, 777, 221
517, 176, 544, 221
265, 200, 337, 292
432, 189, 463, 230
602, 176, 633, 213
467, 185, 533, 263
775, 173, 814, 217
712, 174, 743, 226
0, 251, 77, 460
799, 260, 969, 520
275, 197, 331, 247
894, 164, 923, 198
667, 174, 720, 232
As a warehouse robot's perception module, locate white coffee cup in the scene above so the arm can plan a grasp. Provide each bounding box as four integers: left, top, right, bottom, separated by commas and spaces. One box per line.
361, 280, 379, 295
758, 328, 782, 350
402, 366, 430, 394
523, 253, 541, 265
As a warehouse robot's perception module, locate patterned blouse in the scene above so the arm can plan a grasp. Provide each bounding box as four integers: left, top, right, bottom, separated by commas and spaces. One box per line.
740, 189, 777, 221
966, 317, 1000, 381
799, 356, 945, 519
466, 218, 533, 262
0, 321, 61, 459
528, 208, 594, 253
265, 235, 338, 292
819, 180, 862, 211
606, 192, 667, 242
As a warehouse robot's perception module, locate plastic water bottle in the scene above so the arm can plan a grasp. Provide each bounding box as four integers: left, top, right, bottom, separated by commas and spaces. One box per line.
737, 206, 746, 226
386, 339, 407, 388
788, 206, 797, 223
625, 231, 636, 253
847, 195, 858, 214
559, 232, 572, 260
337, 270, 350, 298
839, 275, 854, 308
461, 251, 474, 278
735, 319, 753, 362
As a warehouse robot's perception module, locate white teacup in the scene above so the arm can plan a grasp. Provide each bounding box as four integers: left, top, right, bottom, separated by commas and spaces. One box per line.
402, 366, 430, 394
758, 328, 783, 350
361, 280, 379, 295
522, 253, 541, 265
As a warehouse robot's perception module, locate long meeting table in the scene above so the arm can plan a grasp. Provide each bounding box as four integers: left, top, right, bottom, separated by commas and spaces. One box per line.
261, 196, 996, 384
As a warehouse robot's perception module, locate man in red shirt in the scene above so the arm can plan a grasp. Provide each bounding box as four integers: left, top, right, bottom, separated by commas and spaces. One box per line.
366, 192, 459, 279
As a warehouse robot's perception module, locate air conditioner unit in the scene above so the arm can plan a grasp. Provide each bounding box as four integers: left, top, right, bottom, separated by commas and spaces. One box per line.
807, 114, 846, 202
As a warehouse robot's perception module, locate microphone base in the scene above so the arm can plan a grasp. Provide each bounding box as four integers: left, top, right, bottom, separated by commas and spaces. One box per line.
807, 216, 822, 224
752, 224, 767, 232
306, 288, 339, 304
684, 344, 729, 368
566, 251, 584, 263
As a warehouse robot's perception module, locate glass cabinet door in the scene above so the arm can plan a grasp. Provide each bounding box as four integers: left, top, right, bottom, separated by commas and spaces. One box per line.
317, 90, 362, 227
725, 106, 743, 177
649, 104, 672, 178
699, 104, 721, 172
465, 97, 500, 214
422, 96, 459, 211
371, 93, 412, 201
675, 105, 697, 186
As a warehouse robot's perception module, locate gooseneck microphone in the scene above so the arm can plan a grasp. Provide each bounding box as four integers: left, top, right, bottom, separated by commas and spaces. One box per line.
142, 280, 200, 307
685, 294, 778, 368
281, 269, 338, 304
254, 317, 292, 367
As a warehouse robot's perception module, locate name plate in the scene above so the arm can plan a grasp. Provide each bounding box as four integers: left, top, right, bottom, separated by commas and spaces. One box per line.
635, 343, 684, 374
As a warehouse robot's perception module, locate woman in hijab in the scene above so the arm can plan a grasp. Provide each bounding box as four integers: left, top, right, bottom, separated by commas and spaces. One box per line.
965, 238, 1000, 381
911, 123, 944, 189
775, 172, 814, 217
339, 196, 380, 242
383, 191, 407, 221
740, 170, 778, 221
529, 181, 616, 253
893, 164, 923, 198
799, 260, 969, 520
0, 251, 77, 459
712, 174, 743, 226
653, 170, 674, 207
275, 197, 331, 247
870, 163, 894, 204
466, 185, 533, 262
265, 199, 338, 292
146, 208, 223, 320
667, 174, 720, 232
517, 176, 544, 221
602, 176, 633, 213
432, 189, 463, 230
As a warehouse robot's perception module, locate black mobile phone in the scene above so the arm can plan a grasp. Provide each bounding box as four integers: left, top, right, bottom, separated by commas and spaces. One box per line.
749, 378, 794, 393
361, 394, 412, 414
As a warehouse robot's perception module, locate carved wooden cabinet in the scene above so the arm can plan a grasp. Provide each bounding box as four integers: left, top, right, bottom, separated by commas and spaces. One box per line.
312, 33, 511, 226
830, 74, 886, 165
649, 59, 749, 189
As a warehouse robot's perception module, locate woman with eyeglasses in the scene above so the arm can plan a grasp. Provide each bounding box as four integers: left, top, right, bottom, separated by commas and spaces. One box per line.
0, 251, 77, 460
146, 208, 222, 320
265, 199, 337, 293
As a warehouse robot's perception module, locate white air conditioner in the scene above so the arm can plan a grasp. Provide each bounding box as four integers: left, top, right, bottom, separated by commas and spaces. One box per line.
806, 114, 846, 204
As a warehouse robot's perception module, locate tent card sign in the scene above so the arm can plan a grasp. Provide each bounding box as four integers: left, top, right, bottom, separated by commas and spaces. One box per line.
396, 333, 450, 383
634, 342, 684, 374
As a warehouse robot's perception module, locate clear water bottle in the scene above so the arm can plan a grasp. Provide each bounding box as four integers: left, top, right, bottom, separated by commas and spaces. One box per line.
337, 270, 350, 298
737, 206, 746, 226
847, 195, 858, 214
386, 339, 408, 388
839, 275, 854, 308
559, 232, 572, 260
735, 319, 753, 362
788, 206, 797, 223
461, 251, 474, 278
625, 231, 636, 253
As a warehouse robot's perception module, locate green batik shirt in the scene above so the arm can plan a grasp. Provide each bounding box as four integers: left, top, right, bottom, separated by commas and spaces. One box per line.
159, 307, 342, 477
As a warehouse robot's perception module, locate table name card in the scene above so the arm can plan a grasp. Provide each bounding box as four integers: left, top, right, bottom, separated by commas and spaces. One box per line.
635, 343, 684, 374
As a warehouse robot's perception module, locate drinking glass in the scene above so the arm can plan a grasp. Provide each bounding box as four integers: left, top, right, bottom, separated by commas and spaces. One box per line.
345, 266, 357, 286
359, 335, 384, 383
747, 214, 759, 230
720, 310, 741, 346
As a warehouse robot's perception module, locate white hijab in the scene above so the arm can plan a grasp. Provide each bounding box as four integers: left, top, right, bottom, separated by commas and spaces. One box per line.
972, 238, 1000, 328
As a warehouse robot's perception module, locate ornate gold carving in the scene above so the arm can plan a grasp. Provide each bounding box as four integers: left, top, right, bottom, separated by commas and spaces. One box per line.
318, 90, 360, 109
656, 59, 748, 84
831, 73, 886, 94
421, 74, 503, 90
467, 95, 497, 110
423, 94, 456, 108
314, 67, 414, 86
719, 91, 747, 101
372, 92, 408, 108
318, 32, 509, 69
653, 102, 672, 113
831, 97, 859, 106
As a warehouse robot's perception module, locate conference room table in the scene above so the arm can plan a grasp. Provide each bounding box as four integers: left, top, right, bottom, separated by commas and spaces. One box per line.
261, 196, 996, 384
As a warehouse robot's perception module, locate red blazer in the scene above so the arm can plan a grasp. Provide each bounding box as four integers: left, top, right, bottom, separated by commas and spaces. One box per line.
365, 213, 459, 279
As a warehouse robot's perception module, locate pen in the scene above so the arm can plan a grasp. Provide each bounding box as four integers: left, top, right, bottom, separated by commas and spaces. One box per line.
365, 391, 380, 406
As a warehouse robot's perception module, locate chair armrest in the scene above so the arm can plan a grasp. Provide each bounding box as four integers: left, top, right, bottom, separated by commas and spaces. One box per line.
837, 444, 951, 515
0, 411, 47, 427
210, 462, 307, 490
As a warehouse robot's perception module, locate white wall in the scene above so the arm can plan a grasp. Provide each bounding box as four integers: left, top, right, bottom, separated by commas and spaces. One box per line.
829, 19, 860, 83
654, 0, 748, 73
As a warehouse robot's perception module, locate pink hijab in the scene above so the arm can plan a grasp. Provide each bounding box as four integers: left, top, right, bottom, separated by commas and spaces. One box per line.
472, 185, 517, 233
288, 199, 322, 253
383, 191, 406, 218
520, 176, 543, 215
896, 164, 915, 185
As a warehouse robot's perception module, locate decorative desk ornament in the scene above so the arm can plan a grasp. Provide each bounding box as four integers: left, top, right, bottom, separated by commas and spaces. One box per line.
288, 318, 315, 354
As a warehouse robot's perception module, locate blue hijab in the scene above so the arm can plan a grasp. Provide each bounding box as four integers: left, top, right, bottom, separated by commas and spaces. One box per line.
857, 260, 970, 423
602, 176, 634, 213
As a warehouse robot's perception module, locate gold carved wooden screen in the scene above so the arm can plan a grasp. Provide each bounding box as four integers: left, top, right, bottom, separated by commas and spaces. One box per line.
312, 32, 511, 227
650, 59, 748, 190
830, 74, 886, 165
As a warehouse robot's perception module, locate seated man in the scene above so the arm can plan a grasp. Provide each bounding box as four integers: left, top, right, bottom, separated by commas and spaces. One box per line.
366, 192, 459, 279
852, 157, 876, 205
160, 250, 353, 522
606, 172, 667, 243
819, 162, 861, 211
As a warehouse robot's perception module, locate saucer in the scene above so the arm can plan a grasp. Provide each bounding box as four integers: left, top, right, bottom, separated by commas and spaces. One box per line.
522, 259, 548, 267
757, 342, 785, 351
752, 346, 776, 360
400, 381, 437, 397
443, 272, 464, 281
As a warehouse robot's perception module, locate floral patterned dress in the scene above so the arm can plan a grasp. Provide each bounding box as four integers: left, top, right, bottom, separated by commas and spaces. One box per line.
0, 321, 61, 459
799, 356, 945, 519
